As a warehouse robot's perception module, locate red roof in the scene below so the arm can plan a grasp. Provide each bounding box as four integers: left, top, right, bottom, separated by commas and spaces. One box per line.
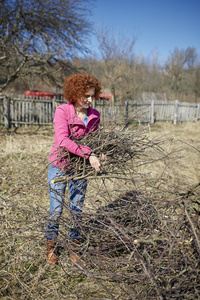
24, 90, 63, 100
99, 92, 112, 101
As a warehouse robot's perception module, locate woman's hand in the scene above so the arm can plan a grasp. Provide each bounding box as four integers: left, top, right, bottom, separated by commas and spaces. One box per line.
89, 154, 107, 172
100, 153, 107, 162
89, 154, 101, 172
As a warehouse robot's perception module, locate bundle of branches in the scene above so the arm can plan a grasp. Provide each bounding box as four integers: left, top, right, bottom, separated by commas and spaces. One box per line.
51, 124, 163, 184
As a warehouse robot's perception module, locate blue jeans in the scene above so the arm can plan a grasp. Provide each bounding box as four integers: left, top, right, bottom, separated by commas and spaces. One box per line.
45, 164, 87, 241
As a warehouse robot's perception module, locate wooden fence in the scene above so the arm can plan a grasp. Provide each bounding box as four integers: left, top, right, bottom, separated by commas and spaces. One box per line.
96, 99, 200, 125
0, 95, 200, 128
0, 95, 64, 128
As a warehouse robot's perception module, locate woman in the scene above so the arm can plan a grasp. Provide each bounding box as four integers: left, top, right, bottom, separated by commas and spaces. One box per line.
45, 73, 104, 265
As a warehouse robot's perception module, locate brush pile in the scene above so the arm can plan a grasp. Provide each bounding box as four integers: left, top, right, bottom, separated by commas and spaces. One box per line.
59, 174, 200, 300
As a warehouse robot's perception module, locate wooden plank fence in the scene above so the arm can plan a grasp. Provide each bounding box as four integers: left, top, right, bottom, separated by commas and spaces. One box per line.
95, 99, 200, 124
0, 95, 199, 128
0, 95, 64, 128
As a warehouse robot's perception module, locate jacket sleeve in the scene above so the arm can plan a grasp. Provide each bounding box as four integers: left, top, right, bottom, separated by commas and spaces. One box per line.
53, 106, 92, 159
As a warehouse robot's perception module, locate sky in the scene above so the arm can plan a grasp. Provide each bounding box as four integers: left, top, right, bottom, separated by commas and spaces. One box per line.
90, 0, 200, 64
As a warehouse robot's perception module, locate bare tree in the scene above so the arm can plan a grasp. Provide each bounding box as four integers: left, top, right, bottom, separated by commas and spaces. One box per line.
164, 47, 199, 99
95, 26, 137, 103
194, 65, 200, 102
184, 48, 200, 102
0, 0, 93, 92
165, 48, 186, 98
185, 47, 198, 70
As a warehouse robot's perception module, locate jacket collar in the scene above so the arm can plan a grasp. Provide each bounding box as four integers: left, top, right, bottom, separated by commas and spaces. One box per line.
68, 102, 98, 125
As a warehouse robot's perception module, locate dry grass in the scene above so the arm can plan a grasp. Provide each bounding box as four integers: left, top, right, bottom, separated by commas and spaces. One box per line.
146, 121, 200, 187
0, 122, 200, 299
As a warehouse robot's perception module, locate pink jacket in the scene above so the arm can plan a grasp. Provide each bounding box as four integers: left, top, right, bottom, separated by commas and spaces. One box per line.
49, 102, 100, 169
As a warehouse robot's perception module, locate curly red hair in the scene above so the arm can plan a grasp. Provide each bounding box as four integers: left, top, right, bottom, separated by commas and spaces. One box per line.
63, 73, 101, 102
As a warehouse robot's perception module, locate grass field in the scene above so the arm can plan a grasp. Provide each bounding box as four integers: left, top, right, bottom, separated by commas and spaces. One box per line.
0, 121, 199, 299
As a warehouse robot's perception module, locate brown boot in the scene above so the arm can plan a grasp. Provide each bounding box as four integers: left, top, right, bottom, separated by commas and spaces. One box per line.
47, 240, 57, 265
69, 240, 82, 265
70, 252, 81, 264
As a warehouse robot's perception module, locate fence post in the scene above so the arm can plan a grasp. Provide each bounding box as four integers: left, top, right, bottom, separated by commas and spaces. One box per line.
196, 103, 200, 122
93, 98, 96, 109
52, 97, 56, 113
4, 95, 10, 129
150, 100, 155, 124
111, 94, 116, 121
125, 100, 129, 121
174, 100, 179, 125
103, 99, 106, 125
